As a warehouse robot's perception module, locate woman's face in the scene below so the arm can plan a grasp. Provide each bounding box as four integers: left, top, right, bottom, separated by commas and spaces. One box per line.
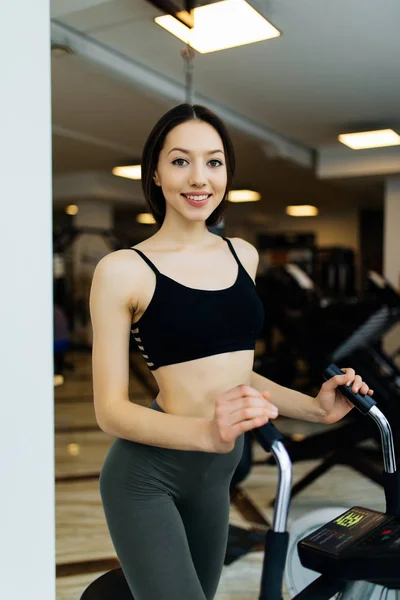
153, 120, 228, 222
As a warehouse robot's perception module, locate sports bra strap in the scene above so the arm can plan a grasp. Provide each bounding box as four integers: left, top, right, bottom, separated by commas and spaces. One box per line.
129, 248, 159, 274
223, 237, 242, 267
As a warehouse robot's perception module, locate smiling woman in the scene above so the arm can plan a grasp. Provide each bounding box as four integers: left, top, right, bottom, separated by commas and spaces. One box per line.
88, 103, 272, 600
88, 102, 371, 600
141, 103, 235, 227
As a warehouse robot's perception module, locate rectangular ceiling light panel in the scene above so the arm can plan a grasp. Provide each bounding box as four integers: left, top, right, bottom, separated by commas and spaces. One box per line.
112, 165, 142, 179
155, 0, 281, 53
338, 129, 400, 150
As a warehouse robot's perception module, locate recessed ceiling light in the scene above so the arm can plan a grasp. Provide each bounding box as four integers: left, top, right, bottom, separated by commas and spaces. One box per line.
155, 0, 281, 54
136, 213, 156, 225
338, 129, 400, 150
227, 189, 261, 202
65, 204, 79, 215
112, 165, 142, 180
286, 205, 318, 217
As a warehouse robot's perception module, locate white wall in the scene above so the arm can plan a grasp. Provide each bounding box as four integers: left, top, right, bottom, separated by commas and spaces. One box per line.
1, 1, 54, 599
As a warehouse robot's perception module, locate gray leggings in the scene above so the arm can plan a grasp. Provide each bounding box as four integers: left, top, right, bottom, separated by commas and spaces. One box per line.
99, 399, 244, 600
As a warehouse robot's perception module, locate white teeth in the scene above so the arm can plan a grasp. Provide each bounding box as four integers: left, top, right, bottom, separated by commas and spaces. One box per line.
185, 194, 209, 201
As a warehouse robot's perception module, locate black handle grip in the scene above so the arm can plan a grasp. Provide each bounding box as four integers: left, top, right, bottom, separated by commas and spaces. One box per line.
323, 364, 376, 415
252, 421, 284, 454
383, 471, 400, 517
259, 530, 289, 600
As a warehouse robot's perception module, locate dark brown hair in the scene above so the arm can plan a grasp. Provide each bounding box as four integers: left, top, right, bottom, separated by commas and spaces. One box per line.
141, 103, 235, 227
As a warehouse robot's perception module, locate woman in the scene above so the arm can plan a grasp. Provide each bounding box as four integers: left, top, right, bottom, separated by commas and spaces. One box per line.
89, 104, 372, 600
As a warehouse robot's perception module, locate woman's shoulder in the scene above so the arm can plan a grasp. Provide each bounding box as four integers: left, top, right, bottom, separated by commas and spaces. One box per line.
226, 237, 259, 260
225, 237, 259, 279
91, 249, 154, 316
92, 248, 150, 294
95, 247, 145, 272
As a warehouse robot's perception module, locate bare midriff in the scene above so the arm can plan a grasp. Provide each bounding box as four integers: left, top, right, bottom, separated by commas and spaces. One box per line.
151, 350, 254, 419
129, 237, 257, 419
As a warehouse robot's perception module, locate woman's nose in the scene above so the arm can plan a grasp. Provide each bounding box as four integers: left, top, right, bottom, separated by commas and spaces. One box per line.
189, 164, 207, 187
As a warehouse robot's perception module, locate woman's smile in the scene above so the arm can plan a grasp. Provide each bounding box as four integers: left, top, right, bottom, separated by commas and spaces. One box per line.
181, 193, 212, 208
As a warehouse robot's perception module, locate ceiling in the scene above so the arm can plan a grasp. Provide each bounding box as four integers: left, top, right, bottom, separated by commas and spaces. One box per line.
51, 0, 400, 212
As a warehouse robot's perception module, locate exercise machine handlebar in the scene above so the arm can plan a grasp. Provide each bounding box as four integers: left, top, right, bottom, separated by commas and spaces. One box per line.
253, 422, 293, 599
258, 364, 400, 599
253, 423, 291, 532
324, 364, 399, 516
253, 421, 284, 452
323, 363, 377, 415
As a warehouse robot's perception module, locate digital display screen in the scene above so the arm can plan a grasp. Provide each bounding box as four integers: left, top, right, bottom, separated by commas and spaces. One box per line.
334, 511, 365, 529
301, 507, 388, 556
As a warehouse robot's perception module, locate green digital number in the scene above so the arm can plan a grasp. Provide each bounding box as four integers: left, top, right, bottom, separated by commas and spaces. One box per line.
334, 512, 364, 528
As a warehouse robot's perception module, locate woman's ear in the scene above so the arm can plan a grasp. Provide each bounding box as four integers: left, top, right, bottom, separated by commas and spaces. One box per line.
153, 171, 161, 187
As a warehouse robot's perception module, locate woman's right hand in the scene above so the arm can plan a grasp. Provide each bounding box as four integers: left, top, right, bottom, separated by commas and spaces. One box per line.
208, 385, 279, 453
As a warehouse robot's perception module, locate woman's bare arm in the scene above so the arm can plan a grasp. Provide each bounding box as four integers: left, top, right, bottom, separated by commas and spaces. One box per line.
89, 250, 212, 452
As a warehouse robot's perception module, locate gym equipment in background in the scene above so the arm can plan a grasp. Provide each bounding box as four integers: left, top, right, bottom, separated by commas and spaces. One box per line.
255, 259, 369, 392
253, 266, 400, 508
315, 247, 357, 300
53, 226, 158, 396
265, 276, 400, 505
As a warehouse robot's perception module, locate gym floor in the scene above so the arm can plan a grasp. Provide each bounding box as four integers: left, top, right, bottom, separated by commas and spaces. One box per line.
55, 353, 385, 600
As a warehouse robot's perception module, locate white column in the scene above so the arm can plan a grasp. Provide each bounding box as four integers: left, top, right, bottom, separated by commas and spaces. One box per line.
383, 177, 400, 290
72, 201, 113, 344
1, 1, 54, 600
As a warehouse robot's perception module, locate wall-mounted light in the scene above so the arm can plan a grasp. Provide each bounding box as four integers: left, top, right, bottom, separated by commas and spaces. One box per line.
112, 165, 142, 180
286, 205, 318, 217
136, 213, 156, 224
338, 129, 400, 150
155, 0, 280, 54
65, 204, 79, 215
227, 189, 261, 203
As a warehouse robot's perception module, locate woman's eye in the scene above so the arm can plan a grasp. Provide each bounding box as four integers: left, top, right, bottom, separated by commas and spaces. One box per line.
172, 158, 188, 166
208, 159, 223, 167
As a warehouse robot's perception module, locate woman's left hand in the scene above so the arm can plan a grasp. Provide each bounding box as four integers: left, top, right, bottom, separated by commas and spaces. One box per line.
316, 367, 374, 424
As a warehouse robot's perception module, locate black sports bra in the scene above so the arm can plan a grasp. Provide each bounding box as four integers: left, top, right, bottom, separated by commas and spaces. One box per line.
129, 237, 264, 371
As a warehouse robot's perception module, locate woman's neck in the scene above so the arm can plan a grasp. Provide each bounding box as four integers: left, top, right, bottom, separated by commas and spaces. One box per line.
154, 220, 215, 251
